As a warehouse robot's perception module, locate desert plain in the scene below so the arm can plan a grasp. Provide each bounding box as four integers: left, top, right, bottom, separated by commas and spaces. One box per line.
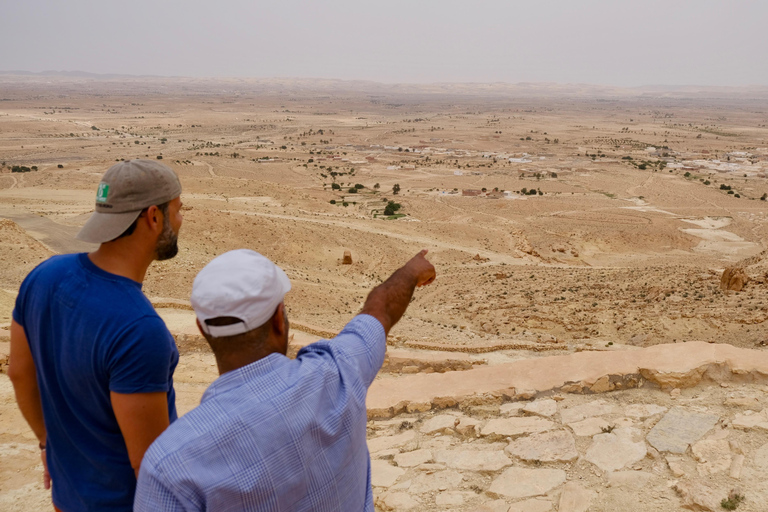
1, 75, 768, 511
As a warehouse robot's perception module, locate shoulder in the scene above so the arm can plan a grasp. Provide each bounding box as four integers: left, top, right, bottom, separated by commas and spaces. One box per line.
20, 253, 80, 287
108, 313, 175, 361
301, 315, 384, 356
337, 314, 386, 341
297, 315, 386, 388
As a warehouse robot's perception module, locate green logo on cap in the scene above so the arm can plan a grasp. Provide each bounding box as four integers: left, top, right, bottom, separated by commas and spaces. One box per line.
96, 182, 109, 203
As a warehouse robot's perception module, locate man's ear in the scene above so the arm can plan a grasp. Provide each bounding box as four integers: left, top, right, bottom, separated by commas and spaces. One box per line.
272, 303, 287, 337
143, 204, 163, 234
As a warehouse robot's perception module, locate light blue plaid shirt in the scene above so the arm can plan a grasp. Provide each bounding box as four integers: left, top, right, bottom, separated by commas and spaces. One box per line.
134, 314, 386, 512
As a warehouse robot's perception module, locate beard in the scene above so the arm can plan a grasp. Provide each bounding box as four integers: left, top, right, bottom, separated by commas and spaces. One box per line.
155, 216, 179, 261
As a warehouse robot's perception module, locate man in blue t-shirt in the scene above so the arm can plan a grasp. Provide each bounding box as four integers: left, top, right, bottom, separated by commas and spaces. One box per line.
8, 160, 184, 511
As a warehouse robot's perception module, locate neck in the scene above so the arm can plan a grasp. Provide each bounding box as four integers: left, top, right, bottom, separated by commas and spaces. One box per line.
215, 340, 286, 375
88, 240, 155, 283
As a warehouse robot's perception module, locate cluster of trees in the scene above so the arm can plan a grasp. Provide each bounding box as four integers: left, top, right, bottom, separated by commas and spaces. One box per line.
520, 188, 542, 196
11, 165, 37, 173
383, 201, 401, 216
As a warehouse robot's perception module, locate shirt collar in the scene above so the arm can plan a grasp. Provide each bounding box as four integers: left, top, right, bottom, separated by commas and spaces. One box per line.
201, 352, 290, 403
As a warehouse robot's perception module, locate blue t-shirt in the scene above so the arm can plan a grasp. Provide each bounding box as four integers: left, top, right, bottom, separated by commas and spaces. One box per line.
13, 253, 179, 512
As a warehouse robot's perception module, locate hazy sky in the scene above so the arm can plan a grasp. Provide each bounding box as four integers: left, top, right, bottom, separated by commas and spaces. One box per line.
1, 0, 765, 86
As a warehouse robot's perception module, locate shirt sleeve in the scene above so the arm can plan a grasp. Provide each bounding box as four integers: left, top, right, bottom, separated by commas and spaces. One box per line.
134, 461, 188, 512
107, 315, 177, 394
12, 267, 36, 327
298, 314, 386, 388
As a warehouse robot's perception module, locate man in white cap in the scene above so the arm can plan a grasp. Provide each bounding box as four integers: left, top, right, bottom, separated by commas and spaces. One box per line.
9, 159, 184, 512
135, 249, 436, 511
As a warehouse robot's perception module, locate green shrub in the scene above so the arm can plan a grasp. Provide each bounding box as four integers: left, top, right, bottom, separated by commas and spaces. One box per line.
384, 201, 402, 216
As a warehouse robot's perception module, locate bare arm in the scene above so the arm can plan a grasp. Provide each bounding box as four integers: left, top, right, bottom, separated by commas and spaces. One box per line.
111, 391, 170, 478
8, 319, 50, 489
360, 250, 436, 335
8, 320, 47, 443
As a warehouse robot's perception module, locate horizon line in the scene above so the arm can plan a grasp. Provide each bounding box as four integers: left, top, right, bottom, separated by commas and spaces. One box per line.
1, 70, 767, 90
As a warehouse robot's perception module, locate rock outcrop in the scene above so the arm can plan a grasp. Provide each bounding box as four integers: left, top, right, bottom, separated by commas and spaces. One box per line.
720, 267, 749, 291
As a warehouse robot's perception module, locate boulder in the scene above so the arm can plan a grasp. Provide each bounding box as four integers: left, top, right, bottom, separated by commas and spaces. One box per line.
720, 267, 748, 291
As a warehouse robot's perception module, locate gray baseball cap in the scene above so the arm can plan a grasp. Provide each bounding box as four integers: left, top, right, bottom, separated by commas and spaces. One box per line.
77, 159, 182, 244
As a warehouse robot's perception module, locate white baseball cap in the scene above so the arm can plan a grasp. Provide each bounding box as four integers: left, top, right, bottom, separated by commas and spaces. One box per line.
191, 249, 291, 338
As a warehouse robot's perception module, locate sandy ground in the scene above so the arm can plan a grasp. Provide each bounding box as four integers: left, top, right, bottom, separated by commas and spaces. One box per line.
0, 76, 767, 510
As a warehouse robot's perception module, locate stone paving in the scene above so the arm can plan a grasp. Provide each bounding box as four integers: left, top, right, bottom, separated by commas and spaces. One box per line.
368, 384, 768, 511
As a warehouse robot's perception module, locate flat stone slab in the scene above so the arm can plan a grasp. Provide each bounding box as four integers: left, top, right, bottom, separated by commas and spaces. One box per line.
567, 417, 612, 437
481, 417, 555, 438
559, 400, 617, 424
731, 409, 768, 430
624, 403, 667, 419
752, 442, 768, 470
585, 427, 647, 472
393, 449, 433, 468
558, 481, 595, 512
434, 449, 512, 471
367, 342, 768, 418
523, 399, 558, 417
506, 429, 578, 462
420, 414, 459, 434
607, 471, 654, 489
381, 492, 420, 510
367, 430, 417, 454
370, 459, 405, 487
691, 439, 731, 476
409, 469, 464, 494
646, 406, 719, 453
488, 467, 566, 499
507, 498, 554, 512
674, 479, 729, 512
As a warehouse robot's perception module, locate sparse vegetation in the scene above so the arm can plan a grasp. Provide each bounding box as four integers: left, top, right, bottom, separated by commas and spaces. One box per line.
383, 201, 401, 216
720, 491, 745, 510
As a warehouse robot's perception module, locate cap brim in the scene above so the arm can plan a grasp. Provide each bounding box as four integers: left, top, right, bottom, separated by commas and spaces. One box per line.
76, 210, 142, 244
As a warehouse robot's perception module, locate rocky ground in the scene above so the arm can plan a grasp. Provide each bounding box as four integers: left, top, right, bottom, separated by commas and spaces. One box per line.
367, 385, 768, 511
5, 345, 768, 512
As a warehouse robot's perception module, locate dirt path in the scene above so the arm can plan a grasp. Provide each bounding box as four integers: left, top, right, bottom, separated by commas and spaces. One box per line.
0, 175, 18, 190
223, 209, 532, 265
0, 211, 96, 254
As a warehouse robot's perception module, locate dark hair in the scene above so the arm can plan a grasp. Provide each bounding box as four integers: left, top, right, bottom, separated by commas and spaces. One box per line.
112, 202, 169, 241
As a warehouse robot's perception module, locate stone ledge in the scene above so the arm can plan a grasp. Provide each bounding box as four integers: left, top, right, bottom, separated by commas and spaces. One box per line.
366, 341, 768, 419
